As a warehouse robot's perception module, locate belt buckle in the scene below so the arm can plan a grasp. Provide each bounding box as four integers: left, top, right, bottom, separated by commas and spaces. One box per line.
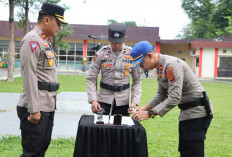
118, 86, 123, 91
113, 86, 118, 91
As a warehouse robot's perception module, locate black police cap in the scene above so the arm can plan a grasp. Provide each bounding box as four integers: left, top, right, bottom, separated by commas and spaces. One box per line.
108, 23, 126, 43
39, 3, 67, 24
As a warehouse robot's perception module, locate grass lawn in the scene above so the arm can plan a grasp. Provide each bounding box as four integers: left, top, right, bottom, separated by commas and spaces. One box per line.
0, 75, 232, 156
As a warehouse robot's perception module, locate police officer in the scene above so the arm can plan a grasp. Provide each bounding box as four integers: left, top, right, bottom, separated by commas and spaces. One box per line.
17, 3, 67, 157
87, 23, 141, 116
130, 41, 213, 157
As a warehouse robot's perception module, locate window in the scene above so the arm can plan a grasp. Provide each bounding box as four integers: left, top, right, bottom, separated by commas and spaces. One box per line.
223, 49, 227, 53
196, 57, 199, 67
220, 57, 232, 68
178, 50, 182, 54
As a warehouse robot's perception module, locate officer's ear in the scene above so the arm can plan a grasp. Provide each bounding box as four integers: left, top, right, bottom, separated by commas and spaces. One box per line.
43, 16, 50, 25
146, 52, 153, 59
43, 16, 53, 26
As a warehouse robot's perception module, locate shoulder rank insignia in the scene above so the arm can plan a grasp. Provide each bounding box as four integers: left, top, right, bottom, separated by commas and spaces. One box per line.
93, 54, 98, 61
159, 64, 163, 72
166, 67, 175, 82
29, 41, 39, 53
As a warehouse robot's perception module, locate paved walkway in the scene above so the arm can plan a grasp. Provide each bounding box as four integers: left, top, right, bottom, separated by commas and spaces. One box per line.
0, 92, 93, 138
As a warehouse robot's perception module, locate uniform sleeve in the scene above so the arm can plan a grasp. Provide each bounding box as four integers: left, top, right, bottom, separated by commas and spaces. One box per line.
148, 82, 168, 108
154, 62, 184, 117
86, 51, 102, 103
20, 37, 41, 113
130, 67, 142, 105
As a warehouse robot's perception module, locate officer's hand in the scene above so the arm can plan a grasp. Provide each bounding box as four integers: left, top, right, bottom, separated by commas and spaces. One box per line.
136, 104, 151, 111
132, 110, 150, 121
128, 103, 137, 114
91, 100, 101, 113
28, 112, 41, 124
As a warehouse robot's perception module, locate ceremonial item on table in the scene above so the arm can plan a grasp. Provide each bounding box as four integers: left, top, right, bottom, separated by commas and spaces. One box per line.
113, 114, 122, 125
108, 101, 114, 124
96, 108, 105, 124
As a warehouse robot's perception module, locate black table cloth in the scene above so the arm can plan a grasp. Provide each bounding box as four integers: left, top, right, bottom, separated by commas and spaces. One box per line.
73, 115, 148, 157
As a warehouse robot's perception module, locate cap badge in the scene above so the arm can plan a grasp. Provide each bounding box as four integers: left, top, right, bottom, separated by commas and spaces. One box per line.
114, 32, 120, 38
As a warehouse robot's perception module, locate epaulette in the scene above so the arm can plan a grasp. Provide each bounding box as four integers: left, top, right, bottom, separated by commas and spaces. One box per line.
99, 45, 110, 51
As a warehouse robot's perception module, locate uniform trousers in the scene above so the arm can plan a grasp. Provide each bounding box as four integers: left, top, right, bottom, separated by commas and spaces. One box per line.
99, 99, 129, 116
178, 117, 212, 157
17, 106, 54, 157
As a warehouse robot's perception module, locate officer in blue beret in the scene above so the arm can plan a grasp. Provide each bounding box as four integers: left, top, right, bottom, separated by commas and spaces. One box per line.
130, 41, 213, 157
17, 2, 67, 157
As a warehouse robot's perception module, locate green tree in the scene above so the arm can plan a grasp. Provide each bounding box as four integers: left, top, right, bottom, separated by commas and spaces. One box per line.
107, 19, 118, 25
107, 19, 137, 26
122, 21, 136, 26
180, 0, 216, 39
211, 0, 232, 36
179, 0, 232, 39
0, 0, 15, 81
53, 24, 74, 52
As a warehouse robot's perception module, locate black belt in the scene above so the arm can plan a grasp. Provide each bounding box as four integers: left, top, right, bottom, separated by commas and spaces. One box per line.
178, 99, 204, 110
178, 92, 213, 118
38, 81, 60, 92
100, 82, 129, 91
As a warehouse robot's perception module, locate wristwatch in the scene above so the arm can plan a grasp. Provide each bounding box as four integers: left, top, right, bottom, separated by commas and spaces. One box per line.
148, 109, 155, 118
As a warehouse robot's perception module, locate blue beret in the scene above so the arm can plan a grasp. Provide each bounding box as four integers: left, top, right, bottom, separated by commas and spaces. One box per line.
130, 41, 153, 69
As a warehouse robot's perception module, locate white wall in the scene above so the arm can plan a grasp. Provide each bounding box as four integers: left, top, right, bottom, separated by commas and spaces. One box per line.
202, 48, 215, 78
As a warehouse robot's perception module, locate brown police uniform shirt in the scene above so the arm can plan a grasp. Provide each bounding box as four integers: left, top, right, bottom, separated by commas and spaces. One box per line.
148, 54, 213, 121
87, 45, 142, 106
17, 25, 58, 113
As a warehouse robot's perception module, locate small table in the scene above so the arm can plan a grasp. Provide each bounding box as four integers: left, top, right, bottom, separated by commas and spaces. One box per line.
73, 115, 148, 157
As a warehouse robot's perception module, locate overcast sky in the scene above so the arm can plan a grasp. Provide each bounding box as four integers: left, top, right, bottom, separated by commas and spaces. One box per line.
0, 0, 190, 39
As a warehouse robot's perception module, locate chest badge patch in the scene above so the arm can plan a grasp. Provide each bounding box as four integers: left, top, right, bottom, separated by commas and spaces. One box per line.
103, 55, 110, 59
124, 69, 130, 76
48, 59, 53, 67
162, 73, 165, 79
159, 64, 163, 72
124, 55, 132, 59
124, 65, 131, 69
29, 41, 39, 53
102, 64, 107, 68
41, 33, 46, 40
43, 42, 49, 47
166, 67, 175, 82
46, 51, 54, 57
